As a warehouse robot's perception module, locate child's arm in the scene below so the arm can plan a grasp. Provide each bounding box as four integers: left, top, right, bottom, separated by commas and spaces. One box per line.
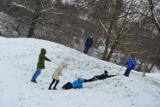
45, 56, 51, 62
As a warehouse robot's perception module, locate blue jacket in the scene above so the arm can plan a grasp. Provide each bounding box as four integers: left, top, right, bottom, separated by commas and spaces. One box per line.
85, 36, 93, 48
72, 80, 83, 89
124, 58, 136, 69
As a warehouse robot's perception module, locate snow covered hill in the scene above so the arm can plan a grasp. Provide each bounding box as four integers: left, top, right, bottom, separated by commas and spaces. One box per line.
0, 37, 160, 107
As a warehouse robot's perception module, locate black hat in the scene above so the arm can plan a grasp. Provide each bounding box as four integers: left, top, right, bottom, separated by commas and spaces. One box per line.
131, 55, 134, 58
104, 70, 108, 74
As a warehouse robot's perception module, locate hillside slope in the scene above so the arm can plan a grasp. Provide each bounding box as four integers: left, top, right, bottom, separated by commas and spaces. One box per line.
0, 37, 160, 107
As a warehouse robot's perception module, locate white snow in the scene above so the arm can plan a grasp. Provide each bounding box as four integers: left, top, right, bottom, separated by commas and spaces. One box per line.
0, 37, 160, 107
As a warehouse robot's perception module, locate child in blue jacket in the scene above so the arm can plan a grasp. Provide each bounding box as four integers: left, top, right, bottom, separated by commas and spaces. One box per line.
124, 55, 136, 77
62, 77, 85, 90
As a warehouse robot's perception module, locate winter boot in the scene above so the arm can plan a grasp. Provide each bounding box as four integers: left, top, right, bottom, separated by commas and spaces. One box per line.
31, 80, 37, 83
53, 87, 57, 90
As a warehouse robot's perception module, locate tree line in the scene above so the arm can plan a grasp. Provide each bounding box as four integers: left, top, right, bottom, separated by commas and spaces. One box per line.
0, 0, 160, 72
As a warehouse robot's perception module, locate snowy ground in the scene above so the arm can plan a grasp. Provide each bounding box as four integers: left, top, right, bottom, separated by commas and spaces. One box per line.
0, 37, 160, 107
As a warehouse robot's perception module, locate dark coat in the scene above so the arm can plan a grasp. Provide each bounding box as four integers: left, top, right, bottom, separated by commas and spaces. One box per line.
95, 74, 115, 80
37, 49, 50, 69
85, 36, 93, 48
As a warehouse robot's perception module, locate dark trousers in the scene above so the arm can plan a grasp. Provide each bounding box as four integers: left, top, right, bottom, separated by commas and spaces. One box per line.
124, 68, 132, 77
85, 77, 97, 82
84, 46, 90, 54
62, 82, 73, 90
49, 79, 59, 89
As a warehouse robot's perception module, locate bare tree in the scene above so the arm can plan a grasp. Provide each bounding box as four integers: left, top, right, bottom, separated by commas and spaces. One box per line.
27, 0, 41, 37
148, 0, 160, 33
10, 0, 65, 38
90, 0, 146, 61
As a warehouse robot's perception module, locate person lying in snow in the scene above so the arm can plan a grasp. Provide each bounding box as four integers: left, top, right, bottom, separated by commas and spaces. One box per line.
84, 70, 116, 82
62, 77, 85, 90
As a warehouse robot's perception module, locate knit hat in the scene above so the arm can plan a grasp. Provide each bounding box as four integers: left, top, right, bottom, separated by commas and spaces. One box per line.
78, 77, 85, 83
104, 70, 108, 74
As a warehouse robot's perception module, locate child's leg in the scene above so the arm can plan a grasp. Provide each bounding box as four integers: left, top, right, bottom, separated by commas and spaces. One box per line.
86, 77, 95, 82
53, 80, 59, 89
62, 82, 72, 90
31, 69, 41, 81
124, 68, 131, 77
84, 46, 87, 53
49, 79, 55, 89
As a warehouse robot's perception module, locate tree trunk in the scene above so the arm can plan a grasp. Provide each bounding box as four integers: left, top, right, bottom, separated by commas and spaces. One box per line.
148, 0, 160, 33
102, 1, 121, 60
102, 20, 114, 60
27, 0, 41, 38
106, 41, 118, 61
27, 18, 37, 38
102, 37, 109, 60
147, 63, 155, 73
137, 61, 142, 72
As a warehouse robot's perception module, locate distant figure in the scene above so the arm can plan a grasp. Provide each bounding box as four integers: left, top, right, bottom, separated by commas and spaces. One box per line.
48, 62, 67, 90
141, 63, 148, 77
84, 70, 116, 82
124, 55, 136, 77
84, 35, 93, 54
31, 48, 51, 83
62, 77, 85, 90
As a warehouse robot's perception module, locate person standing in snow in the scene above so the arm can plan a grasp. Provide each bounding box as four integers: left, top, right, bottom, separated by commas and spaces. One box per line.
124, 55, 136, 77
84, 70, 116, 82
31, 48, 51, 83
62, 77, 85, 90
48, 62, 67, 90
84, 35, 93, 54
